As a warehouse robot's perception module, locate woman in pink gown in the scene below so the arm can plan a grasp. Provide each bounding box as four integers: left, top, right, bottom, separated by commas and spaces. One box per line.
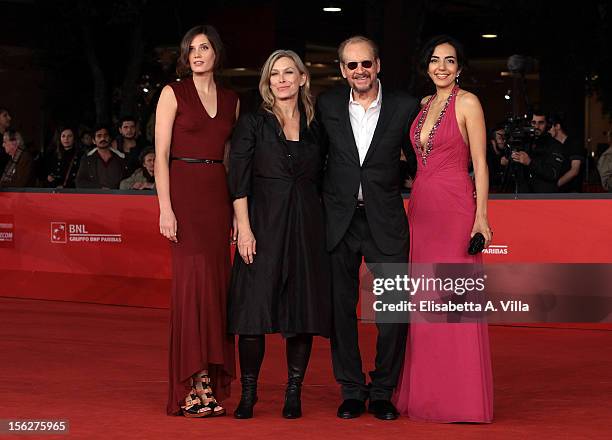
394, 35, 494, 422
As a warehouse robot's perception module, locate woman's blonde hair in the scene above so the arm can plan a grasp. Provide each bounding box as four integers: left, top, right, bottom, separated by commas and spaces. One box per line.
259, 50, 314, 127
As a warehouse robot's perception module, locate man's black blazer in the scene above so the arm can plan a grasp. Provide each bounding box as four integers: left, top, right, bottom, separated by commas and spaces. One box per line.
316, 85, 418, 255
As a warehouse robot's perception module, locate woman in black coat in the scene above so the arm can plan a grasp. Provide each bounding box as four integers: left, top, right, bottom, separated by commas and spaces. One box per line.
228, 49, 331, 419
44, 127, 82, 188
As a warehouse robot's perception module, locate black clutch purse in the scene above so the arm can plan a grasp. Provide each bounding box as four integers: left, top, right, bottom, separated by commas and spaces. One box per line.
468, 232, 485, 255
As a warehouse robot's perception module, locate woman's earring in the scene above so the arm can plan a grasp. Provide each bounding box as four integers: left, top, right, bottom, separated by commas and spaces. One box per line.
455, 74, 460, 84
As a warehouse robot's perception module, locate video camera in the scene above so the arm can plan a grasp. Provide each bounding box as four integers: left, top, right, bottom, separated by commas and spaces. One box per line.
502, 115, 536, 156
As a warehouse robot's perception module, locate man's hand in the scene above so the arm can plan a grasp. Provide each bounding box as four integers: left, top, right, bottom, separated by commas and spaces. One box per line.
511, 151, 531, 166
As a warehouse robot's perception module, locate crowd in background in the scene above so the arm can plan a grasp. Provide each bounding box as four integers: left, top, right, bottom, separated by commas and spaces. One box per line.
1, 105, 611, 193
0, 110, 155, 191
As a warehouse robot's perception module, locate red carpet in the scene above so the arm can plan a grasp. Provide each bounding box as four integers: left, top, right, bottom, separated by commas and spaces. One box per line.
1, 297, 611, 439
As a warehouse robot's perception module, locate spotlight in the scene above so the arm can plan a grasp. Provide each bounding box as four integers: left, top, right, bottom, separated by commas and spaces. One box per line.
323, 3, 341, 12
481, 34, 498, 39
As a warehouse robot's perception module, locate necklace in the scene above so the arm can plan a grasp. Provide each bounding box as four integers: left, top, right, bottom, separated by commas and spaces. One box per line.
414, 86, 458, 165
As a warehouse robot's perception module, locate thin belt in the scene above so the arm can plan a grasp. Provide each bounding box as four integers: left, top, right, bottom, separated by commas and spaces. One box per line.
170, 156, 223, 164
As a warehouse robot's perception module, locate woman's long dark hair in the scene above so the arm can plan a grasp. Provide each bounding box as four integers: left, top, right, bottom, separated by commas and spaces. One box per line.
417, 34, 468, 77
47, 126, 78, 159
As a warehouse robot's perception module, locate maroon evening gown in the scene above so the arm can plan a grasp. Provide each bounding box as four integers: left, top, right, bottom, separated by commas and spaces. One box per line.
166, 77, 237, 415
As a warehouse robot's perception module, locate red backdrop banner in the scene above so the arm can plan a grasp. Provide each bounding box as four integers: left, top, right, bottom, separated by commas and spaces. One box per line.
1, 192, 611, 308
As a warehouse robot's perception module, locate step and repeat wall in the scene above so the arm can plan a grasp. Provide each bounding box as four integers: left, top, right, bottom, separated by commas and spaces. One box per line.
1, 191, 611, 308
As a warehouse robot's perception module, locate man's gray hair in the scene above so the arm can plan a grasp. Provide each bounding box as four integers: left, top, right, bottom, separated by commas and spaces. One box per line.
337, 35, 379, 63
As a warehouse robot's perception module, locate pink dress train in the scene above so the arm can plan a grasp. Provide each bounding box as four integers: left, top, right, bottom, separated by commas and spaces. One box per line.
393, 87, 494, 422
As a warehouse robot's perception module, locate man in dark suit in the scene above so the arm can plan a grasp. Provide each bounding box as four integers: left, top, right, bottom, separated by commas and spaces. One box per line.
316, 36, 418, 420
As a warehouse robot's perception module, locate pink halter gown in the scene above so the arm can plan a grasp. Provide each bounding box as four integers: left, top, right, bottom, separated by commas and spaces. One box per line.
393, 86, 494, 422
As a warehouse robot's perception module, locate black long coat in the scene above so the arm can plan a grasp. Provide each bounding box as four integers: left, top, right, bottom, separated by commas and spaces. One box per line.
227, 108, 331, 337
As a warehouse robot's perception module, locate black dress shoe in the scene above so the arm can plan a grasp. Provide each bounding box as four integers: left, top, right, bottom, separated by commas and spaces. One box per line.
368, 400, 399, 420
337, 399, 366, 419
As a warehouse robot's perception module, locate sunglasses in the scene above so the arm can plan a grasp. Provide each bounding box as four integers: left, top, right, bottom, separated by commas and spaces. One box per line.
344, 60, 374, 70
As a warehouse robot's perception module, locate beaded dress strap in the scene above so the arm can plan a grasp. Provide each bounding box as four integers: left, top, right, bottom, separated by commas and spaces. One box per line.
413, 86, 459, 165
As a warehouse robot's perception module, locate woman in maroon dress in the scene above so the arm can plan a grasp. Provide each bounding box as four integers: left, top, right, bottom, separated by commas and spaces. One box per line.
155, 25, 239, 417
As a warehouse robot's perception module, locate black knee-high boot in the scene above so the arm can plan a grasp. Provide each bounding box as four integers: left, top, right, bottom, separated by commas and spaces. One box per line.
283, 334, 313, 419
234, 335, 265, 419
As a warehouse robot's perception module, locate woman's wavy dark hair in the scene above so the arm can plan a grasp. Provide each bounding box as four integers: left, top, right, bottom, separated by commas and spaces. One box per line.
417, 34, 468, 76
48, 126, 78, 158
176, 25, 225, 78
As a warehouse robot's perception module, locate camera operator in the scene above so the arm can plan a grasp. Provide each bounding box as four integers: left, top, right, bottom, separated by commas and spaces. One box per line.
510, 110, 565, 193
487, 123, 508, 192
548, 113, 586, 192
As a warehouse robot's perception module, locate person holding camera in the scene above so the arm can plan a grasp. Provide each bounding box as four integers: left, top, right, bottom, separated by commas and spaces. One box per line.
510, 110, 565, 193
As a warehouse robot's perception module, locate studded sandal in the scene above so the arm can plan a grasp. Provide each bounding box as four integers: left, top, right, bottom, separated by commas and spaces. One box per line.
194, 374, 226, 417
181, 387, 213, 418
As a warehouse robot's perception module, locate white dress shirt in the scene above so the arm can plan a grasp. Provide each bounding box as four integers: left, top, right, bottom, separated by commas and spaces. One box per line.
348, 80, 382, 201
